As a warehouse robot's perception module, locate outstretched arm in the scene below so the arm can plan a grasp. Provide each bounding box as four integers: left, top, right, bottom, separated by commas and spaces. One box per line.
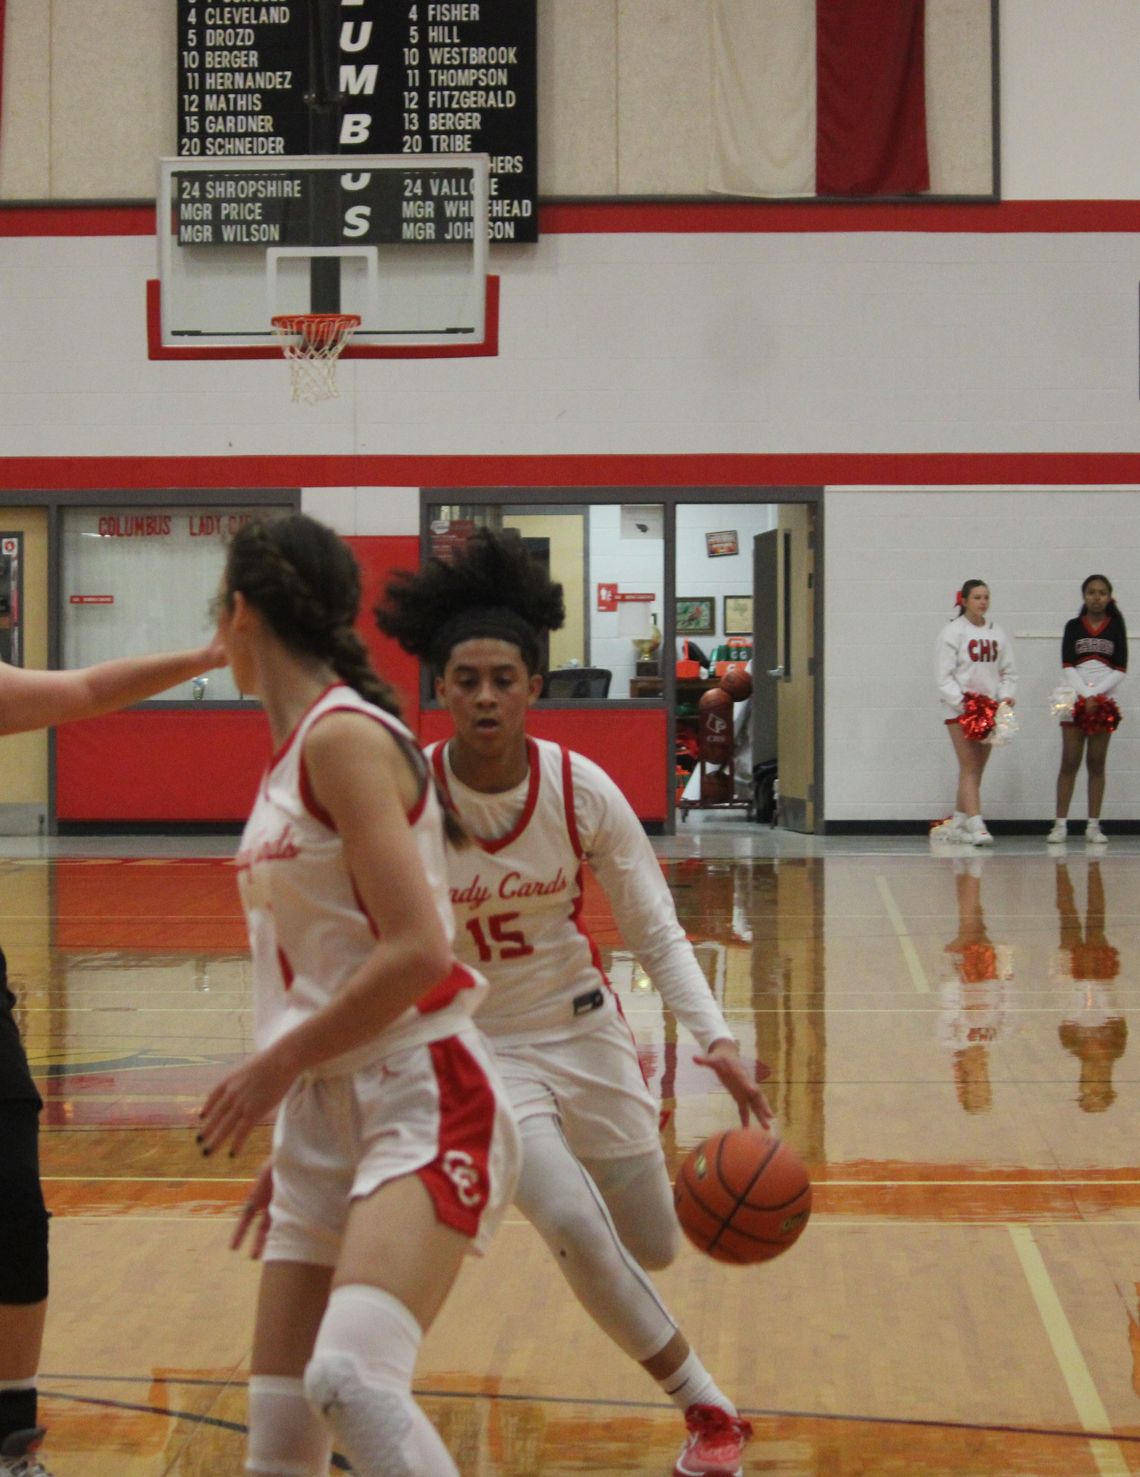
577, 756, 773, 1128
0, 638, 225, 737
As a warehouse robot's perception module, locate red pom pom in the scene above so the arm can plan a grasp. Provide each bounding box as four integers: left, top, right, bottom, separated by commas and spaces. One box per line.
1073, 696, 1122, 735
959, 691, 997, 741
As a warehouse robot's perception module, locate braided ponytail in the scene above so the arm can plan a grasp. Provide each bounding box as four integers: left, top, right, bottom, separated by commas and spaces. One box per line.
227, 516, 399, 711
325, 625, 402, 717
226, 515, 465, 844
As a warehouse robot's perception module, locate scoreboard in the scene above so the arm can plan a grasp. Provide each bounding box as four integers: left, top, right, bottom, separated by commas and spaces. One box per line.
177, 1, 538, 242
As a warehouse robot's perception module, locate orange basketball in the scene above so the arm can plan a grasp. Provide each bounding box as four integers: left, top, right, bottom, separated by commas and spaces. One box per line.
719, 665, 753, 702
674, 1128, 812, 1265
698, 686, 733, 715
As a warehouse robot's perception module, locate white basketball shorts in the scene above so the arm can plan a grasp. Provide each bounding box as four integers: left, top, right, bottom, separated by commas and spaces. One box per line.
489, 1011, 660, 1162
263, 1023, 520, 1266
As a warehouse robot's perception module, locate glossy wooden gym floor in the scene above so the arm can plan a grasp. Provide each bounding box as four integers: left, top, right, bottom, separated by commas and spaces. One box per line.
6, 826, 1140, 1476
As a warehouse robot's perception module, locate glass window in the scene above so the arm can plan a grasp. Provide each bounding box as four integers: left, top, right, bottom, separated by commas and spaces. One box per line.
61, 505, 291, 703
426, 503, 666, 701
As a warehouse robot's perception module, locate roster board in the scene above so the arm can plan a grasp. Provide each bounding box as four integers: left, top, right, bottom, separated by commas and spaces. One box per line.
177, 1, 538, 242
172, 165, 474, 246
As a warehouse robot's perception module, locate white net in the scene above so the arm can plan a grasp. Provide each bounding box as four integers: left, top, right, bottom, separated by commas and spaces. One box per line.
271, 314, 361, 404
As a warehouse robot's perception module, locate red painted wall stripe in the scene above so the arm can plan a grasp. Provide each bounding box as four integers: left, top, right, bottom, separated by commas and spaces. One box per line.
7, 201, 1140, 238
4, 453, 1140, 493
816, 0, 929, 196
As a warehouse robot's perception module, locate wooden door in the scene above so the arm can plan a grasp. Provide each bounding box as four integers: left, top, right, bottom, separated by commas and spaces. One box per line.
775, 503, 817, 832
751, 528, 779, 765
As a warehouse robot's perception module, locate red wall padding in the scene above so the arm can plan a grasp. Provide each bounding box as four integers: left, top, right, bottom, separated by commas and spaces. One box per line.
51, 538, 668, 823
420, 706, 669, 821
54, 708, 270, 821
52, 536, 418, 824
345, 535, 421, 730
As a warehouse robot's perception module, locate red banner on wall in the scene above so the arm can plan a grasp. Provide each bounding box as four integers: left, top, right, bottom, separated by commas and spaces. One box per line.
816, 0, 929, 196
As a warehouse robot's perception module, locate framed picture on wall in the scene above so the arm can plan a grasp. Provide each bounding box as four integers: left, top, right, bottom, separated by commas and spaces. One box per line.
723, 595, 753, 636
675, 596, 715, 635
706, 529, 739, 558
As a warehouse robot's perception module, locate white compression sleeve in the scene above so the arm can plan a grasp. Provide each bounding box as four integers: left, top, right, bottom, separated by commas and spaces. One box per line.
514, 1114, 677, 1363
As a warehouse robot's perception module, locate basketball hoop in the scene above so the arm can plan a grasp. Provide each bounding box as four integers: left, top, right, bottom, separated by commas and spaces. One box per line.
271, 313, 361, 404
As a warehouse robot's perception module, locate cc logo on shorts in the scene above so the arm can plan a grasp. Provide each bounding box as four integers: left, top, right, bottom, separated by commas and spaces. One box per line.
442, 1150, 485, 1208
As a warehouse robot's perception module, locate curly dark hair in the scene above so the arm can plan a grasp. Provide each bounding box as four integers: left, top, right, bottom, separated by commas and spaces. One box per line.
1079, 573, 1122, 621
224, 514, 402, 717
376, 529, 566, 674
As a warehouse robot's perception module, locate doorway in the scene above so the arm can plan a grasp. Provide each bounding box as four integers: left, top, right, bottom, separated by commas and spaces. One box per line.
674, 496, 820, 834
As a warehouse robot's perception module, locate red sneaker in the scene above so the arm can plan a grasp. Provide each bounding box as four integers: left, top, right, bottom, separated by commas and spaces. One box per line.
673, 1404, 753, 1477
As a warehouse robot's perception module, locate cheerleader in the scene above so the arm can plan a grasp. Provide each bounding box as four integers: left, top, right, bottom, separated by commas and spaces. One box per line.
932, 580, 1017, 846
376, 531, 767, 1477
1048, 575, 1127, 846
197, 516, 520, 1477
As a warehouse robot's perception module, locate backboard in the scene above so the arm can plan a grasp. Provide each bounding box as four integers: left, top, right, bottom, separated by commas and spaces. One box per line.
152, 154, 494, 358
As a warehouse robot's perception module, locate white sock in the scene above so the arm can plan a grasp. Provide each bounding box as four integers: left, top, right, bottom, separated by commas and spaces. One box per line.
246, 1375, 331, 1477
953, 810, 967, 826
661, 1351, 736, 1417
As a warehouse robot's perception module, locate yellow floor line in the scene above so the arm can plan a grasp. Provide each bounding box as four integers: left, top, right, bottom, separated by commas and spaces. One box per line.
1009, 1224, 1131, 1476
874, 875, 930, 993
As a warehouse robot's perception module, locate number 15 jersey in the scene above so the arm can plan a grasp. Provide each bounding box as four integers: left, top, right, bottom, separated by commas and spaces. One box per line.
428, 735, 731, 1052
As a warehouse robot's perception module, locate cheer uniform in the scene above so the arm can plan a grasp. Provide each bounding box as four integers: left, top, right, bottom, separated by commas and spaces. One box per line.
237, 685, 519, 1266
428, 736, 733, 1162
1060, 610, 1128, 725
936, 614, 1017, 722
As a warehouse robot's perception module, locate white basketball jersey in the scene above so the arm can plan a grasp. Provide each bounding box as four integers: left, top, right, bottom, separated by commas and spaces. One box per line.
429, 736, 617, 1044
237, 685, 484, 1070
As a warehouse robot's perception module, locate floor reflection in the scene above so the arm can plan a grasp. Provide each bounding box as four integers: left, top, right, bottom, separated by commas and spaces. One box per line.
9, 842, 1140, 1476
937, 855, 1014, 1114
1054, 857, 1127, 1113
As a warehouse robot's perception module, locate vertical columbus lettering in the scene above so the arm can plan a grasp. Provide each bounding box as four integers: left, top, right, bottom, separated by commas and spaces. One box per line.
340, 21, 373, 51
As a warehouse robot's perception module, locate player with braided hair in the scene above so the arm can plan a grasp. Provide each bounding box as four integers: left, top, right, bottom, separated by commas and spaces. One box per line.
200, 514, 519, 1477
377, 530, 768, 1477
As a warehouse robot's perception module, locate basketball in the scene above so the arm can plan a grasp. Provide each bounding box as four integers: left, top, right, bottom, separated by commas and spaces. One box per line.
674, 1128, 812, 1265
698, 686, 733, 716
720, 665, 753, 702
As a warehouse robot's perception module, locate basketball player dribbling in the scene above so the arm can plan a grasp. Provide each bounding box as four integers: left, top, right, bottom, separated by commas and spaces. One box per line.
0, 634, 226, 1477
376, 531, 771, 1477
197, 515, 520, 1477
